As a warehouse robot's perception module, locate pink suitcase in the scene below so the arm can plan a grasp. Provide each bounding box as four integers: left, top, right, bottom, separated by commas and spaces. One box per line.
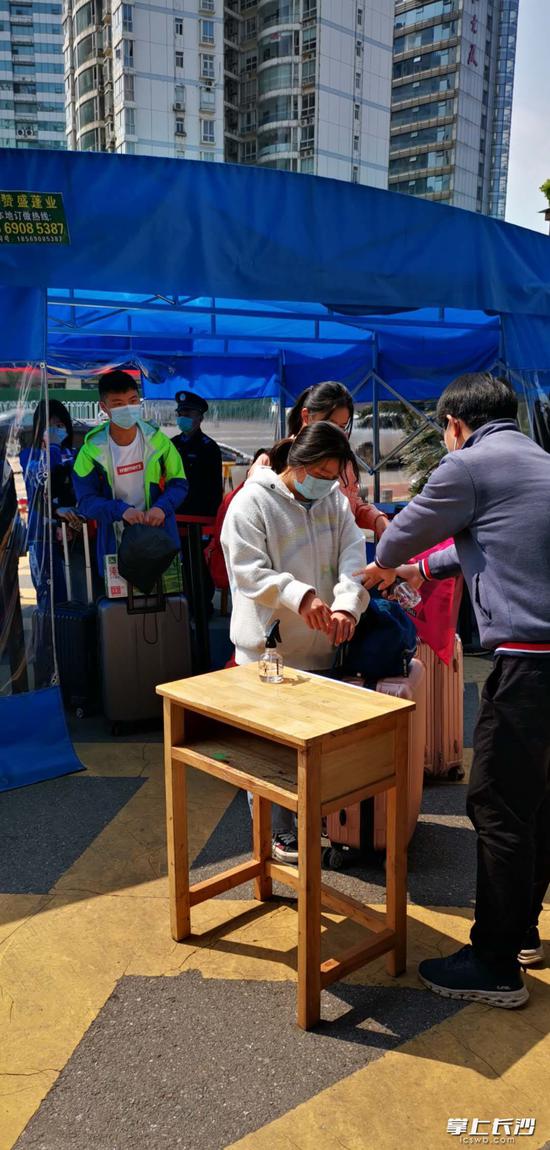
417, 636, 464, 779
325, 658, 427, 862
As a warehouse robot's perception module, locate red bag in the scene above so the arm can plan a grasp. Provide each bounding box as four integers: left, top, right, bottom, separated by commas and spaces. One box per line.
204, 482, 244, 590
410, 540, 463, 665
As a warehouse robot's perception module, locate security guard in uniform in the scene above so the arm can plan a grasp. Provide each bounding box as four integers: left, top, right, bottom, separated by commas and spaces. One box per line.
171, 390, 223, 518
171, 390, 223, 614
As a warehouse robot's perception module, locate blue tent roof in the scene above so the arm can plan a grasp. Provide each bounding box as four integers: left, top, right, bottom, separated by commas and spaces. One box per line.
1, 148, 550, 396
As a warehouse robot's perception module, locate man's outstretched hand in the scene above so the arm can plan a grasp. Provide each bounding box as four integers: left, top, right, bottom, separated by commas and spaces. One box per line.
353, 561, 424, 593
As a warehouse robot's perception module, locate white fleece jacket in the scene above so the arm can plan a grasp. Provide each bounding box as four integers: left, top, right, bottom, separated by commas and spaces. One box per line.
220, 467, 369, 669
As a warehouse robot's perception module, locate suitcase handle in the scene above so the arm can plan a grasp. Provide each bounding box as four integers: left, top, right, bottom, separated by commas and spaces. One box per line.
59, 515, 94, 606
126, 581, 166, 615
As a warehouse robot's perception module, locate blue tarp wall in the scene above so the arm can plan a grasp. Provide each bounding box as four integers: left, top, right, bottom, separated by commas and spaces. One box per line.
1, 148, 550, 399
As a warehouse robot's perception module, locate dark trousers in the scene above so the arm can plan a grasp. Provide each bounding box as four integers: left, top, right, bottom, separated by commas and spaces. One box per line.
468, 655, 550, 963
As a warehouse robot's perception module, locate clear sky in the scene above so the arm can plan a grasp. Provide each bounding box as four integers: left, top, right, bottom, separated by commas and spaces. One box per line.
505, 0, 550, 234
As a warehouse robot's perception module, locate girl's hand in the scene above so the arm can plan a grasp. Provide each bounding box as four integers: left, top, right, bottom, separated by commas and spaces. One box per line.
329, 611, 356, 646
299, 590, 333, 632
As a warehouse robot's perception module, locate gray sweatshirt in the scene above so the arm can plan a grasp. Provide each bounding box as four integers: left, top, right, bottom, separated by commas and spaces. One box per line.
220, 467, 369, 669
376, 420, 550, 650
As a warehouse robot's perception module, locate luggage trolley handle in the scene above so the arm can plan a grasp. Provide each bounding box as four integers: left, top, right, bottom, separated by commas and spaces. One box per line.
58, 512, 94, 607
126, 581, 166, 615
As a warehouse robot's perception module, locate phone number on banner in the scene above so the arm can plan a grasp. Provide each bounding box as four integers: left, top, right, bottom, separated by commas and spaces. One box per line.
0, 190, 70, 244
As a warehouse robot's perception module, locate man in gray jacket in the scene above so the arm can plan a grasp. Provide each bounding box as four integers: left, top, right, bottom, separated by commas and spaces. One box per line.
358, 372, 550, 1009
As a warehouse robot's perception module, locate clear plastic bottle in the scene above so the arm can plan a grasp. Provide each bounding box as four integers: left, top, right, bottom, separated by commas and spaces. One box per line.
392, 579, 422, 611
258, 619, 284, 683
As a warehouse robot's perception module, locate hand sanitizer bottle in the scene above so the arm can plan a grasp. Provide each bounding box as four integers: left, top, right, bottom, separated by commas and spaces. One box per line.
392, 579, 422, 611
259, 619, 284, 683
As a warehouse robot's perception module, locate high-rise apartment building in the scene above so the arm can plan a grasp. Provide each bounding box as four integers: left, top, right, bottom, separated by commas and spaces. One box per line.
389, 0, 518, 217
224, 0, 393, 186
63, 0, 394, 188
0, 0, 66, 153
64, 0, 224, 159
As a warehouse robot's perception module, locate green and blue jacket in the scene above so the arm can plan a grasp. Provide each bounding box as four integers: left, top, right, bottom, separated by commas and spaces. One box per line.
73, 419, 187, 572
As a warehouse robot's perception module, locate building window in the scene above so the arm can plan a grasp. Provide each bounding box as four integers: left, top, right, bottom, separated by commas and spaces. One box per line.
175, 51, 184, 68
303, 25, 316, 52
175, 84, 186, 107
243, 140, 256, 161
200, 150, 216, 161
302, 92, 315, 116
301, 123, 314, 147
124, 72, 135, 100
240, 108, 256, 132
352, 166, 359, 183
78, 96, 97, 129
175, 117, 185, 135
354, 103, 360, 121
200, 18, 214, 45
125, 106, 135, 134
200, 86, 215, 111
123, 40, 134, 68
200, 0, 215, 10
201, 53, 215, 79
122, 3, 133, 33
355, 71, 361, 89
175, 17, 183, 36
201, 118, 214, 144
353, 134, 359, 150
243, 17, 256, 39
357, 8, 363, 26
302, 59, 315, 85
356, 41, 362, 57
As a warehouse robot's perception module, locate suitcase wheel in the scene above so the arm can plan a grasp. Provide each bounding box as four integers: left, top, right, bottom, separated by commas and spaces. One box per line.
323, 846, 346, 871
447, 765, 465, 782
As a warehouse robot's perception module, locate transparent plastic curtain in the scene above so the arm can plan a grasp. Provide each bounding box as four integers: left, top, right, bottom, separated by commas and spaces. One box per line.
0, 362, 57, 698
524, 372, 550, 453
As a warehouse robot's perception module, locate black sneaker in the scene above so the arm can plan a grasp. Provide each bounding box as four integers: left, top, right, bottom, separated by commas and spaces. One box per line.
272, 832, 299, 864
518, 926, 544, 968
418, 944, 529, 1009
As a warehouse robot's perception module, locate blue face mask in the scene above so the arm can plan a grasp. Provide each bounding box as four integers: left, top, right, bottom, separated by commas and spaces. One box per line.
294, 473, 336, 501
177, 415, 195, 435
110, 404, 141, 429
48, 425, 68, 445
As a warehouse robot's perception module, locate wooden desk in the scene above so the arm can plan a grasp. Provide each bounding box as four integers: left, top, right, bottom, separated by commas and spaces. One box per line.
158, 663, 413, 1029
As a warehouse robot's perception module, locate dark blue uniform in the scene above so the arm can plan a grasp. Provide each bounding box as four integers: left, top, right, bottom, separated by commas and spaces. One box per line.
171, 428, 223, 518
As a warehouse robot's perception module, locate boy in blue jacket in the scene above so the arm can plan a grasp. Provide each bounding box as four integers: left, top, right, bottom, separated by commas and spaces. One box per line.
73, 370, 187, 577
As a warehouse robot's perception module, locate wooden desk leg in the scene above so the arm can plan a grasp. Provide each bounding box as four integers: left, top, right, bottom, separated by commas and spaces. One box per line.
297, 746, 322, 1030
253, 794, 273, 901
164, 698, 191, 941
386, 713, 408, 976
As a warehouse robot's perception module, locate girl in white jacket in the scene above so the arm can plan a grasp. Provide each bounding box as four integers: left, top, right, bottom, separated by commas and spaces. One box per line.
220, 422, 369, 861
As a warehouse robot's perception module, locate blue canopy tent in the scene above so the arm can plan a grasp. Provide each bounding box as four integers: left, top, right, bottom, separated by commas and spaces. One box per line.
1, 147, 550, 784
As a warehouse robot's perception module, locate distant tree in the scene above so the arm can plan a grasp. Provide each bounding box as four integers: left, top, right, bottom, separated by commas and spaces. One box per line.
539, 179, 550, 205
400, 410, 445, 497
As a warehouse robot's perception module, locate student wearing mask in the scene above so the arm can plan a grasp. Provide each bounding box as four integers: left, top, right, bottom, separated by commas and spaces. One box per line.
252, 381, 389, 537
221, 421, 369, 862
356, 372, 550, 1009
20, 398, 79, 606
73, 370, 187, 577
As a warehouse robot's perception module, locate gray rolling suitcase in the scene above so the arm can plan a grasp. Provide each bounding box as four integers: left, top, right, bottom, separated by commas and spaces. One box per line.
98, 584, 191, 728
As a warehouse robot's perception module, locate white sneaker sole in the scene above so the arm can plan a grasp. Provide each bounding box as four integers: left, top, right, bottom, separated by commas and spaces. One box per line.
419, 973, 529, 1009
271, 849, 299, 865
518, 946, 545, 968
